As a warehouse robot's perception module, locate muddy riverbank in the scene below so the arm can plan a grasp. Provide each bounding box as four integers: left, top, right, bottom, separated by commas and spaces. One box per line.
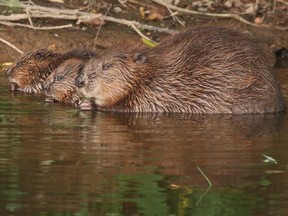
0, 0, 288, 64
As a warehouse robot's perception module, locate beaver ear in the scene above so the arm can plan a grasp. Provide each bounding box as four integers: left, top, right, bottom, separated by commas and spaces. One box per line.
133, 53, 146, 64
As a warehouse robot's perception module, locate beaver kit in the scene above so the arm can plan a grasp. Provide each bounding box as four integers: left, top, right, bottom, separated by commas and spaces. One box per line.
43, 58, 88, 105
5, 48, 96, 94
75, 26, 285, 114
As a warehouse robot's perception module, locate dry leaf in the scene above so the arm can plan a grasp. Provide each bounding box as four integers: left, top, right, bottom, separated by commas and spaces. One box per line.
81, 18, 106, 27
254, 17, 263, 24
139, 7, 145, 19
48, 44, 57, 51
139, 6, 166, 21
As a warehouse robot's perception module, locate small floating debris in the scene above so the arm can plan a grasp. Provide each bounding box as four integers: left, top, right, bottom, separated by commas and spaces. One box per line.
262, 154, 277, 164
264, 170, 285, 175
40, 160, 55, 166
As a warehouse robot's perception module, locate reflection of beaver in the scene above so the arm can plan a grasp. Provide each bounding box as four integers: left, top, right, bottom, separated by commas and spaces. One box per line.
6, 49, 96, 94
75, 26, 285, 114
43, 59, 87, 105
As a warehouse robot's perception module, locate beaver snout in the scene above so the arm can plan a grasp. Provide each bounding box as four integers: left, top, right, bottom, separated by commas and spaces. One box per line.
75, 72, 87, 88
42, 82, 50, 92
9, 82, 19, 91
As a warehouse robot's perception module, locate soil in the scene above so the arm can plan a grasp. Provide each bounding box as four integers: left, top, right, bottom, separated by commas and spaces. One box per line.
0, 0, 288, 64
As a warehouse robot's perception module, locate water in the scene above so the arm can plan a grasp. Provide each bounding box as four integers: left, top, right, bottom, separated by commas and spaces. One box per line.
0, 69, 288, 216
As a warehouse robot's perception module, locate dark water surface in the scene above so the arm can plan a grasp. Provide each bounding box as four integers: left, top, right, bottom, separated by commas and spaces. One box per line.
1, 69, 288, 216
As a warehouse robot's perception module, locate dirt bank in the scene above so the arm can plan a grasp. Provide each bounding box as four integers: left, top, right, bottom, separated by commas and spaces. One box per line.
0, 0, 288, 64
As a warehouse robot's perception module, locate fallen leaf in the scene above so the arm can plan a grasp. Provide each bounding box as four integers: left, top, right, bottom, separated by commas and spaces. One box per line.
254, 17, 263, 24
139, 6, 166, 21
81, 18, 106, 27
142, 38, 158, 47
48, 44, 57, 51
139, 7, 145, 19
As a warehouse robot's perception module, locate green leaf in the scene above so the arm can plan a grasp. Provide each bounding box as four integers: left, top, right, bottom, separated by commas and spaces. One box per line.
141, 38, 158, 47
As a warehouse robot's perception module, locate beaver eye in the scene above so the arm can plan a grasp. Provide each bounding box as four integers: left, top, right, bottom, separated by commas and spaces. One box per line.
16, 62, 23, 67
102, 63, 112, 70
35, 53, 44, 60
56, 75, 64, 81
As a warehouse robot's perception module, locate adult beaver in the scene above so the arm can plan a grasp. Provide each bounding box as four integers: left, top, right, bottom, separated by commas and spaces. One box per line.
43, 59, 87, 105
75, 26, 285, 114
6, 48, 96, 94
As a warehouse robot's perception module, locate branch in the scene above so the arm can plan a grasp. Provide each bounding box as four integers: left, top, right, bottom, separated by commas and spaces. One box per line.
0, 2, 175, 34
130, 23, 157, 44
0, 21, 73, 29
0, 37, 23, 54
277, 0, 288, 7
151, 0, 288, 31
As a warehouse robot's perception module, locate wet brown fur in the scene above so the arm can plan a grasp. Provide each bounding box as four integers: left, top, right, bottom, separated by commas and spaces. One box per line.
76, 26, 285, 114
6, 48, 96, 94
44, 59, 87, 104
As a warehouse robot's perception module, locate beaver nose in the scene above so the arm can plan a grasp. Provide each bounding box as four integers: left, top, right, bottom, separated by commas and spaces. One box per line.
9, 82, 19, 91
75, 73, 86, 88
42, 82, 50, 92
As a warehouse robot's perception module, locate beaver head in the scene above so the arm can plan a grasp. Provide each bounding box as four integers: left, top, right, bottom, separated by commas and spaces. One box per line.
75, 44, 148, 109
44, 59, 86, 105
5, 49, 63, 94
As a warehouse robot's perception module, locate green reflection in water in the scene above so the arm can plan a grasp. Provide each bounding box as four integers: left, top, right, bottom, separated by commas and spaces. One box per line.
115, 173, 168, 216
178, 187, 263, 216
0, 165, 26, 212
0, 158, 266, 216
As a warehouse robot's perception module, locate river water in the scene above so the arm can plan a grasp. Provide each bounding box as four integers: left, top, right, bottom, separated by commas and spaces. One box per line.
0, 68, 288, 216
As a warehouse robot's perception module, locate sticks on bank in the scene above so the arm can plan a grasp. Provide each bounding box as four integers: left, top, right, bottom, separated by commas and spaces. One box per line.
0, 2, 175, 34
151, 0, 288, 31
0, 20, 73, 30
0, 37, 23, 54
0, 0, 287, 37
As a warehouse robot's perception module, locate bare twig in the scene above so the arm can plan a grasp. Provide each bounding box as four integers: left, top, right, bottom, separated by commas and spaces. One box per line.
117, 0, 128, 8
126, 0, 151, 8
151, 0, 288, 30
26, 2, 34, 27
165, 6, 185, 27
130, 23, 157, 44
0, 21, 73, 30
0, 37, 23, 54
195, 165, 212, 206
277, 0, 288, 7
93, 4, 112, 50
0, 2, 175, 33
102, 15, 175, 33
